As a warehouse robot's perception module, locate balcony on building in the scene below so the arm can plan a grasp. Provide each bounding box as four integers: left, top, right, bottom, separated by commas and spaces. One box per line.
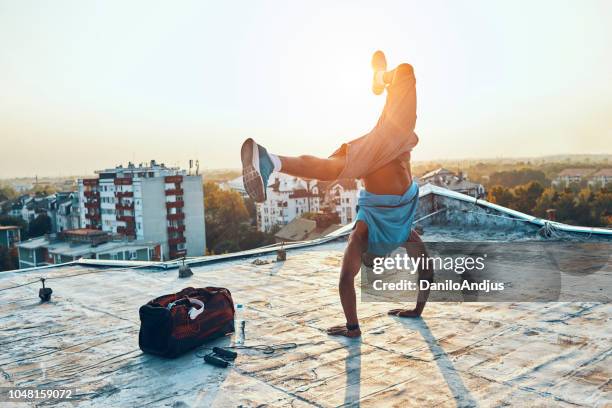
169, 248, 187, 259
117, 215, 135, 223
168, 236, 186, 246
115, 202, 135, 211
167, 225, 186, 233
165, 200, 185, 209
114, 177, 133, 186
165, 188, 184, 196
166, 212, 185, 221
116, 226, 136, 236
164, 175, 183, 184
84, 213, 100, 221
115, 191, 134, 198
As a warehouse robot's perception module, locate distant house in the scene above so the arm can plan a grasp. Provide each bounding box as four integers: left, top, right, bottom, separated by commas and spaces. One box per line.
419, 168, 485, 198
0, 226, 21, 249
20, 196, 51, 223
53, 192, 80, 232
252, 175, 362, 232
552, 168, 593, 187
588, 169, 612, 188
325, 179, 362, 225
420, 168, 457, 185
17, 228, 162, 269
274, 217, 342, 243
219, 176, 248, 198
445, 179, 486, 198
255, 175, 325, 232
8, 202, 23, 218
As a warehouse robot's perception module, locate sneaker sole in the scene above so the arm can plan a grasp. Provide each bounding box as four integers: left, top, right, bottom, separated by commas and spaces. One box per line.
371, 50, 387, 95
241, 138, 266, 202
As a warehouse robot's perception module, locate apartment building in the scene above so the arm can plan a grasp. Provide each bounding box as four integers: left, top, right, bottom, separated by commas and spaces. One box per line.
252, 174, 362, 232
78, 160, 205, 259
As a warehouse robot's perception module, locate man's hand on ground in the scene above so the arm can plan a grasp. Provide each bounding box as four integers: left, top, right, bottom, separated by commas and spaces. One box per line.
326, 324, 361, 338
388, 308, 421, 318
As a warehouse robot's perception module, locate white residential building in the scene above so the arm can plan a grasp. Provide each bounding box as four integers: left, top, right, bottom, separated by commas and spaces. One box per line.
552, 168, 593, 187
253, 174, 362, 232
588, 169, 612, 188
326, 180, 362, 225
419, 168, 485, 198
55, 193, 80, 232
256, 175, 323, 232
78, 160, 206, 259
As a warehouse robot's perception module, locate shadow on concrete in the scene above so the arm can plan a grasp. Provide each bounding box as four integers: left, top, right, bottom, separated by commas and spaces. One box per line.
398, 317, 478, 408
343, 340, 362, 407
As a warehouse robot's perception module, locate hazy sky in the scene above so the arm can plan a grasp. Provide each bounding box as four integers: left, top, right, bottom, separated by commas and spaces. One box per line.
1, 0, 611, 177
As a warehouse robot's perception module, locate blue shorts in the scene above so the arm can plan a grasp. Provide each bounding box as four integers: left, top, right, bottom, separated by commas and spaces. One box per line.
355, 182, 419, 256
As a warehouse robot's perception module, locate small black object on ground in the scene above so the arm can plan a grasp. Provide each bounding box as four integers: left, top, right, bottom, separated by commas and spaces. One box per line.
38, 278, 52, 302
178, 257, 193, 278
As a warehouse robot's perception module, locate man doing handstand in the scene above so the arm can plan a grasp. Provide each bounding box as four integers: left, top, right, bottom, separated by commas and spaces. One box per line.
240, 51, 432, 338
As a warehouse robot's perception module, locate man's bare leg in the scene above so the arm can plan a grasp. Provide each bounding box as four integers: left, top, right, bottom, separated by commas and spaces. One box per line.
269, 64, 403, 181
240, 54, 403, 201
388, 230, 433, 317
277, 67, 400, 181
327, 221, 368, 338
278, 155, 345, 181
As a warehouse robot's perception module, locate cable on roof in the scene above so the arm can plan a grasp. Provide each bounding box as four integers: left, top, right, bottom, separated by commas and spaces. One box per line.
195, 342, 299, 359
0, 263, 153, 293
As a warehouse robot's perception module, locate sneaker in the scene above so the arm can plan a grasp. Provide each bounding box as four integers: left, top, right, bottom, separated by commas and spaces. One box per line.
371, 50, 387, 95
241, 138, 274, 202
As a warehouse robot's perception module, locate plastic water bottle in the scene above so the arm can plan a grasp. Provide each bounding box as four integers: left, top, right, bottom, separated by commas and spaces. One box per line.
235, 304, 245, 345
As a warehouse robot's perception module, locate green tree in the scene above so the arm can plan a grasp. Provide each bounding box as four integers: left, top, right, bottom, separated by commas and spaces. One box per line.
0, 185, 17, 202
28, 214, 52, 238
488, 186, 514, 207
237, 224, 275, 250
512, 181, 544, 213
30, 184, 57, 196
488, 169, 548, 188
204, 182, 250, 253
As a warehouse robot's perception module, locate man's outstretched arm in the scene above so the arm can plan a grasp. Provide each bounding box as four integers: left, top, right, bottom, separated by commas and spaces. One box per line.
388, 229, 433, 317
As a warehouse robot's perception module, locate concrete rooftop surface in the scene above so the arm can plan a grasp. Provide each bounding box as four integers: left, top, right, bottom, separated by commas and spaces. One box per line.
0, 240, 610, 407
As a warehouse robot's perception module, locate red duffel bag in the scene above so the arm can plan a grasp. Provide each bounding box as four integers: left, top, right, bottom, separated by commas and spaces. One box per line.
139, 287, 235, 358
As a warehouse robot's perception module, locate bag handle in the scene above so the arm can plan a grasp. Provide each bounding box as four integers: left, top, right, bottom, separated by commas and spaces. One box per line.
187, 297, 205, 320
167, 297, 206, 320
